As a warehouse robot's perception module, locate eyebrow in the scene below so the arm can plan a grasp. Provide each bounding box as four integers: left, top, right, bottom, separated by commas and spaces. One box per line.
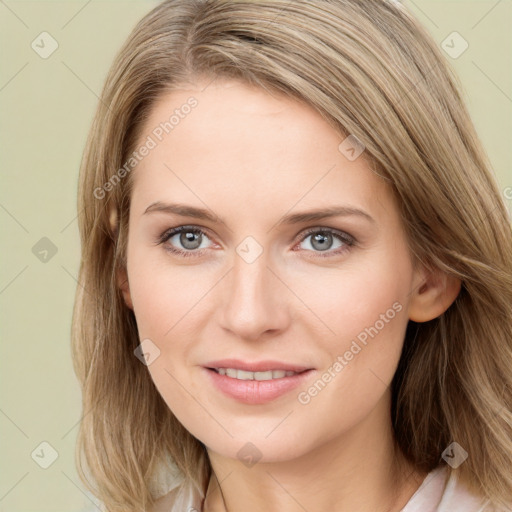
143, 201, 375, 226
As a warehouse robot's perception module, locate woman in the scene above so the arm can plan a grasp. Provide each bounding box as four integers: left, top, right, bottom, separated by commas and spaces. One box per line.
71, 1, 512, 511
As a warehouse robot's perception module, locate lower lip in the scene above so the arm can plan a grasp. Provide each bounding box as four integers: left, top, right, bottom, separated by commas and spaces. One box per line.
203, 367, 315, 405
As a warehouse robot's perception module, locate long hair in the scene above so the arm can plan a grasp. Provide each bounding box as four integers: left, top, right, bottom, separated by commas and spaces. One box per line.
71, 1, 512, 510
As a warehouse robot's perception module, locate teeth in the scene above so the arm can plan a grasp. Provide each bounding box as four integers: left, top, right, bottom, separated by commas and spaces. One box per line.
255, 371, 274, 381
216, 368, 298, 380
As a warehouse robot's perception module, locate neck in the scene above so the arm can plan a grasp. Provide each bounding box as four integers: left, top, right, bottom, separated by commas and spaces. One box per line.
203, 392, 427, 512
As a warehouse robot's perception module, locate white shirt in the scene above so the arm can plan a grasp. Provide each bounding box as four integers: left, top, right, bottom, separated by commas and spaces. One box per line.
400, 466, 493, 512
150, 465, 496, 512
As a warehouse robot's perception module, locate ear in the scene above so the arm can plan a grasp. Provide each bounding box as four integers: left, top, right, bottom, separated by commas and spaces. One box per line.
117, 266, 134, 311
408, 265, 461, 322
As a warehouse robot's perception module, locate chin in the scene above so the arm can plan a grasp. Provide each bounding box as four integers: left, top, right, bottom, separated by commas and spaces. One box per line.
202, 428, 316, 466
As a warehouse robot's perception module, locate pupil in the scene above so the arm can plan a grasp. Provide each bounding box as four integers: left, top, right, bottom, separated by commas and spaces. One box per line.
181, 231, 200, 249
312, 232, 331, 251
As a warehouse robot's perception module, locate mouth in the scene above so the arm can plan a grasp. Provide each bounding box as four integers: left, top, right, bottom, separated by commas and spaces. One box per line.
202, 359, 315, 404
207, 367, 308, 381
203, 358, 313, 374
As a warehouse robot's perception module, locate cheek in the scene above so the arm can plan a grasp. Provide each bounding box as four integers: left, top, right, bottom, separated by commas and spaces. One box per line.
289, 251, 411, 408
127, 246, 214, 339
289, 252, 410, 350
127, 249, 217, 414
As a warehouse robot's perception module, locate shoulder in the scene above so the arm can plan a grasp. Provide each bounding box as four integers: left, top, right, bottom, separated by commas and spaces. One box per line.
148, 479, 204, 512
149, 486, 182, 512
402, 465, 502, 512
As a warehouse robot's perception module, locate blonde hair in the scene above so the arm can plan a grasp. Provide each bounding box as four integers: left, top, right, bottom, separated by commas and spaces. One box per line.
71, 0, 512, 510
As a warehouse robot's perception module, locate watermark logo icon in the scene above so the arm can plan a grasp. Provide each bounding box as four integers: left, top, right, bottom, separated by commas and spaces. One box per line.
237, 442, 263, 468
236, 236, 264, 264
134, 338, 161, 366
31, 441, 59, 469
31, 32, 59, 59
441, 442, 468, 468
441, 32, 469, 59
32, 237, 58, 263
338, 134, 365, 161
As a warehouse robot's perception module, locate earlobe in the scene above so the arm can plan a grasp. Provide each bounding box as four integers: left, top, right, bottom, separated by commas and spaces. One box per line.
117, 266, 133, 311
408, 266, 461, 322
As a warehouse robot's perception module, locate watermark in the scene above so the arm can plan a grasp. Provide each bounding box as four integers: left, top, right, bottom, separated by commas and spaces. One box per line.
31, 31, 59, 59
441, 441, 468, 468
237, 441, 263, 468
31, 441, 59, 469
441, 31, 469, 60
504, 187, 512, 220
93, 96, 198, 200
236, 236, 264, 264
338, 134, 365, 161
134, 338, 161, 366
297, 301, 403, 405
32, 236, 58, 263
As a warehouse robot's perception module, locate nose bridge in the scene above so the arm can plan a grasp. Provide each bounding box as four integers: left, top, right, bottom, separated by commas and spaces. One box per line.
220, 243, 288, 340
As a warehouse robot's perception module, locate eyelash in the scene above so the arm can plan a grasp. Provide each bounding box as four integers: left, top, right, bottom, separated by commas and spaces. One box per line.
155, 225, 357, 260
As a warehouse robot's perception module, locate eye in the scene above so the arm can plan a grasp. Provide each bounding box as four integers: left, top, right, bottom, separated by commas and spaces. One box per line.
155, 225, 213, 258
155, 225, 356, 259
295, 227, 356, 258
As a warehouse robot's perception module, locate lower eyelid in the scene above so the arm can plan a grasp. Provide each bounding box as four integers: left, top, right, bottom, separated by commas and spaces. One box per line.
158, 227, 355, 256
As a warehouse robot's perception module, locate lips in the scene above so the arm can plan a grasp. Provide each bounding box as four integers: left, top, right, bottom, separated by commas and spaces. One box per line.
215, 368, 298, 380
203, 358, 312, 373
202, 358, 315, 404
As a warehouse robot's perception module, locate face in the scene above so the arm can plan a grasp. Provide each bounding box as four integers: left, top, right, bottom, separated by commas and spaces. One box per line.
122, 78, 423, 463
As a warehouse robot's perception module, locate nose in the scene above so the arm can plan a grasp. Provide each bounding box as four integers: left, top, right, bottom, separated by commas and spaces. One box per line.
218, 249, 291, 341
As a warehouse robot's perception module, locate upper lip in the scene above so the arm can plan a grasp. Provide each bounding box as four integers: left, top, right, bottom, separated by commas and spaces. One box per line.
203, 358, 313, 373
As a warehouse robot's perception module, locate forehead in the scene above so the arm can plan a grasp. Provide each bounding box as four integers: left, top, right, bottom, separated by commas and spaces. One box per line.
129, 79, 392, 220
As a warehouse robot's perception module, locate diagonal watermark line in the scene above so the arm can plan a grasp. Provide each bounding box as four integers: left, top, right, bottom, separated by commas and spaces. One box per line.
0, 203, 29, 233
407, 0, 439, 29
164, 367, 234, 438
471, 0, 502, 30
0, 0, 29, 28
61, 0, 93, 29
60, 265, 93, 298
61, 395, 107, 440
164, 267, 234, 337
61, 61, 112, 113
163, 163, 233, 233
200, 74, 219, 93
265, 410, 294, 438
265, 0, 296, 30
62, 199, 110, 234
0, 265, 28, 296
61, 471, 102, 511
0, 408, 29, 438
472, 61, 512, 104
0, 472, 29, 502
265, 266, 337, 336
265, 470, 310, 512
0, 62, 29, 93
383, 60, 441, 122
60, 213, 78, 233
368, 367, 388, 387
266, 164, 337, 234
204, 469, 233, 504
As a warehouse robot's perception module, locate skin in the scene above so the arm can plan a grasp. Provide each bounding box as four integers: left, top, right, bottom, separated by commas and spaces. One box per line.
117, 78, 461, 512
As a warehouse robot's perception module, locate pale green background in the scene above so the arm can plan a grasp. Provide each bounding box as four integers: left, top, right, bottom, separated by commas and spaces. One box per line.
0, 1, 511, 511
